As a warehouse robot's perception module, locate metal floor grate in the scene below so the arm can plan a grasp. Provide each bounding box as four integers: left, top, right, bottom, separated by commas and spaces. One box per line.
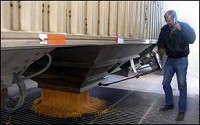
1, 86, 199, 124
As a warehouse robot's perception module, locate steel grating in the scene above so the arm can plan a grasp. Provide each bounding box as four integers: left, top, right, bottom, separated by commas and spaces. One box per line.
1, 86, 199, 124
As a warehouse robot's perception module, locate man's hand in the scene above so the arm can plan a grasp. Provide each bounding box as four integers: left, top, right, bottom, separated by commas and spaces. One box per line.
157, 48, 166, 59
174, 21, 181, 30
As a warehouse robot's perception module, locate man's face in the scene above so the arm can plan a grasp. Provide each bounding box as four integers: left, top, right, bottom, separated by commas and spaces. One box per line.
165, 16, 175, 27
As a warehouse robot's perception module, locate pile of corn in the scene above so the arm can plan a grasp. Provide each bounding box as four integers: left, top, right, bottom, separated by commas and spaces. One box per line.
31, 89, 106, 118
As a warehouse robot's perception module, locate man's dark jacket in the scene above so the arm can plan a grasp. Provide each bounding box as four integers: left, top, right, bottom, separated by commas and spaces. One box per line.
157, 21, 196, 58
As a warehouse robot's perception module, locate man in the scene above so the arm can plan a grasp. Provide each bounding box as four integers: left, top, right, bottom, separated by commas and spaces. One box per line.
157, 10, 196, 121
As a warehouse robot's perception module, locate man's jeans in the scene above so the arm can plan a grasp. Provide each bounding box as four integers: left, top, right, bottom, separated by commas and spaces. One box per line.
162, 57, 188, 112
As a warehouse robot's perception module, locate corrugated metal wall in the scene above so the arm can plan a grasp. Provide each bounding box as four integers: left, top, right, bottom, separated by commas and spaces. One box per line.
1, 1, 165, 40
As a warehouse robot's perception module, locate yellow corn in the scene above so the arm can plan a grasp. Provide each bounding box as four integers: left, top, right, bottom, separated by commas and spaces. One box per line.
31, 89, 106, 118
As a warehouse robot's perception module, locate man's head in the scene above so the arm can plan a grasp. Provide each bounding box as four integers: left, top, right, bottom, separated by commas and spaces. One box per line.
164, 10, 177, 27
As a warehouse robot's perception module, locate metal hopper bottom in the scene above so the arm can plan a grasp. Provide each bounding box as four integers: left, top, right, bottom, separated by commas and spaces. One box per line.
1, 87, 199, 124
23, 44, 153, 93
